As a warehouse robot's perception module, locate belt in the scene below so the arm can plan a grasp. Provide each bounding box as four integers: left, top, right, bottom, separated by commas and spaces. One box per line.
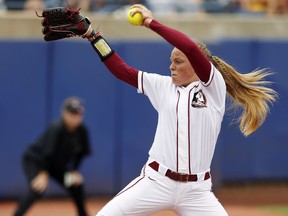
148, 161, 210, 182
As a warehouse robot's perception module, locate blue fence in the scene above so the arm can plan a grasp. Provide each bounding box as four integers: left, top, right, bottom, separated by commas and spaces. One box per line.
0, 39, 287, 198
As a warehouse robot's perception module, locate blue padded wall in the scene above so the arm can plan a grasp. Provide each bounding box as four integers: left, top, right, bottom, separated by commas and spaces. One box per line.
0, 41, 48, 198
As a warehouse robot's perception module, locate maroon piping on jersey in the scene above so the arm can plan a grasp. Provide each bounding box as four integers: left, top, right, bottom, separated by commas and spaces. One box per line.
176, 91, 180, 172
202, 66, 215, 87
141, 72, 145, 94
188, 89, 192, 174
176, 84, 199, 174
188, 84, 199, 174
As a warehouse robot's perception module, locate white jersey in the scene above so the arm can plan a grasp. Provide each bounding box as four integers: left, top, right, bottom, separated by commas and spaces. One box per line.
137, 62, 226, 174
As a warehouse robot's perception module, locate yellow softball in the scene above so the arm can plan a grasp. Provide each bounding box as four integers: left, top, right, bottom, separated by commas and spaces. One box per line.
127, 8, 143, 26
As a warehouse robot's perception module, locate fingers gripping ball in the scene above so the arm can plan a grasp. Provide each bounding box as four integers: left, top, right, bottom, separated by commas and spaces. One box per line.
127, 8, 143, 26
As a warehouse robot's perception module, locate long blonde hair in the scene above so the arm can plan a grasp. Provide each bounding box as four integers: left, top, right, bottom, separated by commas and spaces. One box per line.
197, 41, 278, 136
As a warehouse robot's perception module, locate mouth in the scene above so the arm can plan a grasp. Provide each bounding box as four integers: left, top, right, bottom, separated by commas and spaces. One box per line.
171, 73, 177, 77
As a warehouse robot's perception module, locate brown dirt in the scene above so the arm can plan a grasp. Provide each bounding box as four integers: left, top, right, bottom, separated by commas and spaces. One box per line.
1, 183, 288, 216
216, 182, 288, 206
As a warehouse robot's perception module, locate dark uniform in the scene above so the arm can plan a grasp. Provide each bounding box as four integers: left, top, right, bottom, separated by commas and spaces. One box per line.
14, 118, 91, 216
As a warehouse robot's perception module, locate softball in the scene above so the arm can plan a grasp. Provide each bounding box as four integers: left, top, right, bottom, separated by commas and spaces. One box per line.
127, 8, 143, 26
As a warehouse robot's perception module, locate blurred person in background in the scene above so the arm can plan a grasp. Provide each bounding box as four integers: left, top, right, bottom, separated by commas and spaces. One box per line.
90, 0, 148, 13
0, 0, 6, 10
266, 0, 288, 16
4, 0, 24, 10
238, 0, 267, 15
146, 0, 202, 16
202, 0, 239, 13
24, 0, 90, 10
239, 0, 288, 16
14, 97, 91, 216
23, 0, 148, 13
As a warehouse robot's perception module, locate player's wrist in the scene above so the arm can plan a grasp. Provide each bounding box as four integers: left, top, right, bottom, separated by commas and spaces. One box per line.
83, 28, 101, 42
90, 35, 114, 61
143, 17, 153, 28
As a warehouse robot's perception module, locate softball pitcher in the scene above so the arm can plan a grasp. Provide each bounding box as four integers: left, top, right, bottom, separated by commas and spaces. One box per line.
39, 4, 278, 215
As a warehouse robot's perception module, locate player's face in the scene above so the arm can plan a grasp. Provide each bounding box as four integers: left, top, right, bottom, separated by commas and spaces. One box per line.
169, 48, 199, 87
62, 111, 83, 131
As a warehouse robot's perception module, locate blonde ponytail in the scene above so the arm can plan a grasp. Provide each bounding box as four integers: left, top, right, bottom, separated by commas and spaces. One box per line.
197, 41, 278, 136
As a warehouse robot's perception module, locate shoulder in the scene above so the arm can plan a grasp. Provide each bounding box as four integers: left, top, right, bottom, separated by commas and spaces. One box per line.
138, 71, 173, 92
201, 63, 225, 88
140, 71, 171, 81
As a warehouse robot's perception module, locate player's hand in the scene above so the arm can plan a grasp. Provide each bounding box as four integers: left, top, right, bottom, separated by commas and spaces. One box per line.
130, 4, 153, 28
31, 171, 49, 193
71, 171, 84, 186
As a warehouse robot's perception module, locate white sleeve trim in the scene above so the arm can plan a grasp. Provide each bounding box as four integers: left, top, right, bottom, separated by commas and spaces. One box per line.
201, 62, 215, 87
137, 71, 144, 94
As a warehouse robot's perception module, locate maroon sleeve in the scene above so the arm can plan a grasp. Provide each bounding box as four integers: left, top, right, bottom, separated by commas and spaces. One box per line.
103, 52, 138, 88
149, 20, 211, 83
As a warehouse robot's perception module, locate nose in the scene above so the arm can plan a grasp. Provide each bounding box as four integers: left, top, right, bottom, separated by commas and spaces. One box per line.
169, 62, 175, 71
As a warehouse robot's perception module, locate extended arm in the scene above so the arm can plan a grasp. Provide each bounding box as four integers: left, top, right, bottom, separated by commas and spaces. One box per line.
39, 4, 210, 84
85, 5, 211, 83
84, 30, 139, 88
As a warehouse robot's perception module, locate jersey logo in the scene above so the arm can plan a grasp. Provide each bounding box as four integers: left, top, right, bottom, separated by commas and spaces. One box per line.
191, 90, 207, 108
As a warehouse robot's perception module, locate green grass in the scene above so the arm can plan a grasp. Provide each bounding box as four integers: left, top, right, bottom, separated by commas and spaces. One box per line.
261, 205, 288, 215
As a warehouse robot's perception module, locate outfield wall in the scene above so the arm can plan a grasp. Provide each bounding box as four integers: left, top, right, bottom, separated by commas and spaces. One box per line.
0, 39, 287, 198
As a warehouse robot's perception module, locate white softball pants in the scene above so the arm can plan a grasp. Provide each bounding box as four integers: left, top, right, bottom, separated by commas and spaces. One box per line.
96, 164, 228, 216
